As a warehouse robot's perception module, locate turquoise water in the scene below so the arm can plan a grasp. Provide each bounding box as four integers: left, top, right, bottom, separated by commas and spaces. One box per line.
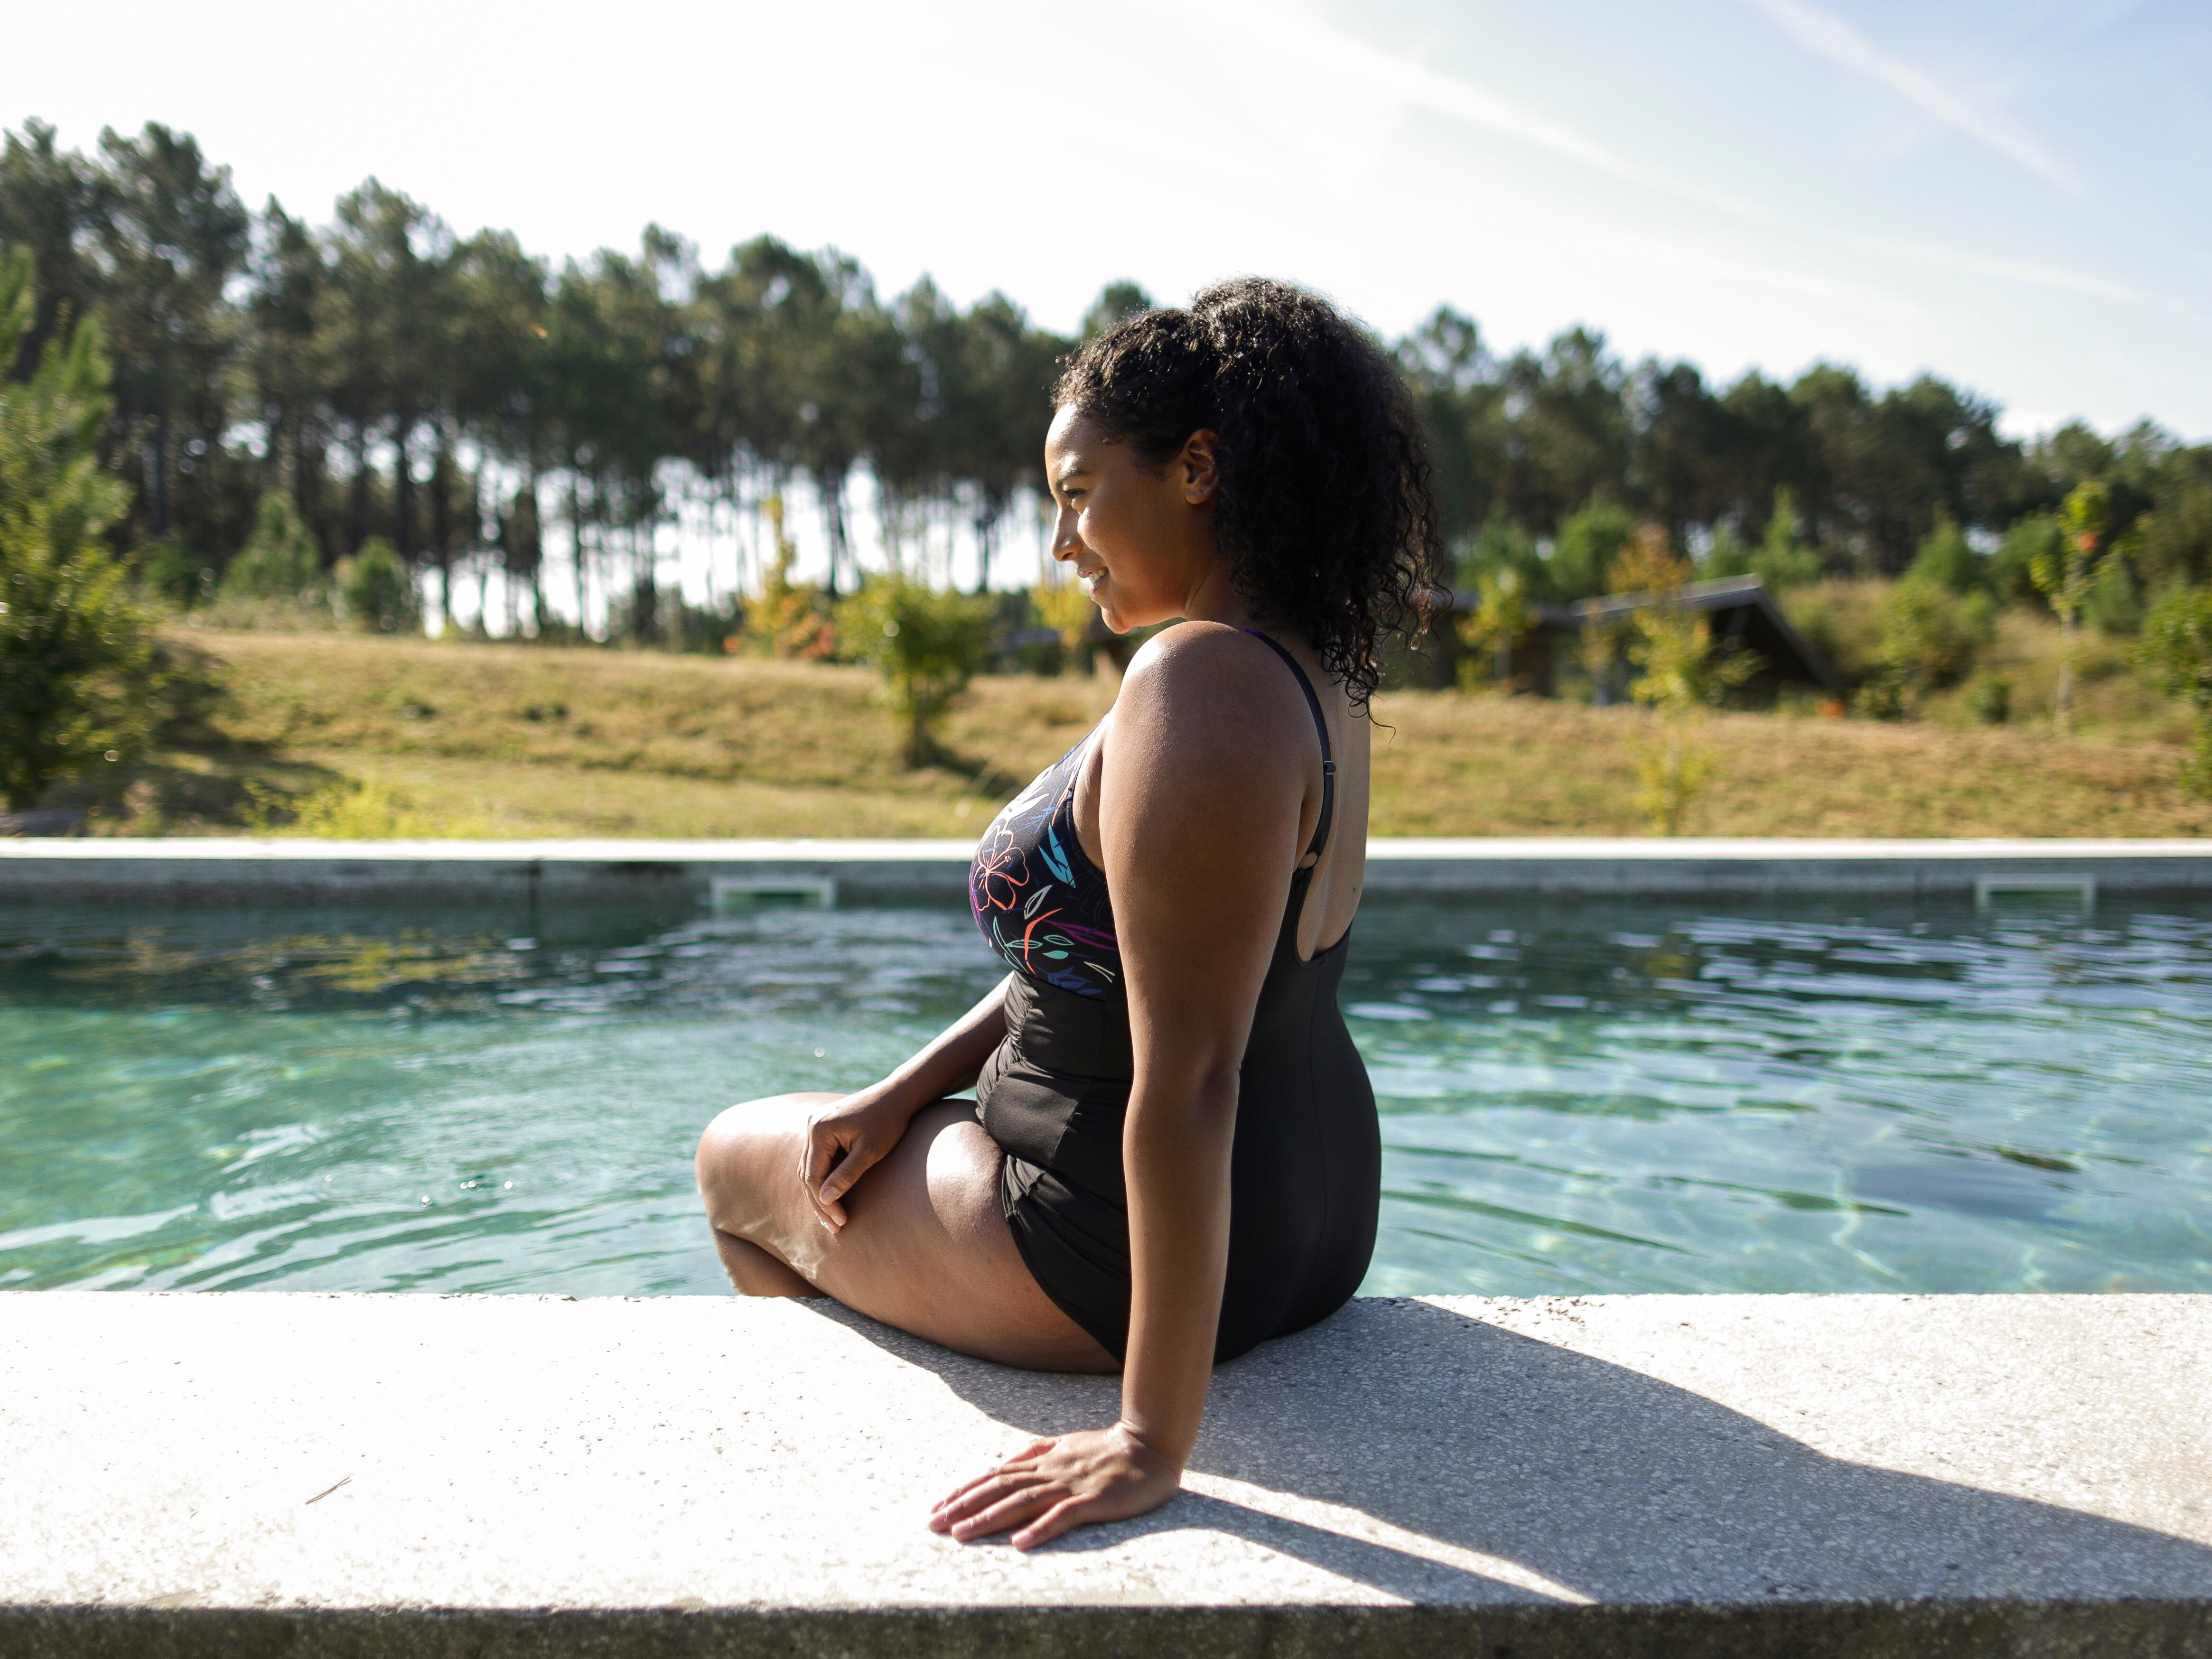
3, 894, 2208, 1297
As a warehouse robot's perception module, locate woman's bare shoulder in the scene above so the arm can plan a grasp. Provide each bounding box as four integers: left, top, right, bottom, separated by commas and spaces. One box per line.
1120, 621, 1304, 720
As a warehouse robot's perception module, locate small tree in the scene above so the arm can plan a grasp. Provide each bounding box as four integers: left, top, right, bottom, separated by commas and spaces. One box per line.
848, 574, 996, 767
744, 495, 837, 660
222, 491, 322, 601
1029, 570, 1095, 671
1750, 486, 1821, 591
1457, 566, 1535, 689
333, 537, 418, 632
2138, 584, 2212, 798
1906, 513, 1982, 595
0, 250, 158, 811
2032, 482, 2116, 734
1864, 577, 1995, 718
1611, 528, 1758, 835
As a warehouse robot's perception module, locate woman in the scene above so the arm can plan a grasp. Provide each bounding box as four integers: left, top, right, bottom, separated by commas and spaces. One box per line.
694, 277, 1436, 1549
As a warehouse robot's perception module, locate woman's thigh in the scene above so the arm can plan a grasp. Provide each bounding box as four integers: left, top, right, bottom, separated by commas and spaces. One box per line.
696, 1093, 1116, 1374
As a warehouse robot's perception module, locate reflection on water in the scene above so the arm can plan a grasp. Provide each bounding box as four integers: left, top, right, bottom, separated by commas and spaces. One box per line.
2, 893, 2208, 1298
1345, 898, 2212, 1296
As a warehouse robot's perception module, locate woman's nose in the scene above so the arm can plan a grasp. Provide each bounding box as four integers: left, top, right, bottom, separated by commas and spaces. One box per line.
1052, 509, 1081, 559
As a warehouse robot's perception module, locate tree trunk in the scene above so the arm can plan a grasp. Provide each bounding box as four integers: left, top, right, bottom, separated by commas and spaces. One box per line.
568, 475, 590, 637
973, 510, 995, 595
2056, 611, 2076, 736
148, 414, 171, 537
821, 469, 850, 597
350, 423, 372, 552
392, 409, 415, 563
430, 434, 454, 630
634, 520, 659, 646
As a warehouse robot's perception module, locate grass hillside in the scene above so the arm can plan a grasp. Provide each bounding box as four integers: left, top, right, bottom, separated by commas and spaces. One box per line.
44, 625, 2210, 839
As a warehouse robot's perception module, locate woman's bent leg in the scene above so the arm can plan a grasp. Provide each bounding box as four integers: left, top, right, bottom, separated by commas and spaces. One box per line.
696, 1093, 1116, 1374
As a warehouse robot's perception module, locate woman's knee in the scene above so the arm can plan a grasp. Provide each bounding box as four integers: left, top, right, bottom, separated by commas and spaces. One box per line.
695, 1093, 829, 1231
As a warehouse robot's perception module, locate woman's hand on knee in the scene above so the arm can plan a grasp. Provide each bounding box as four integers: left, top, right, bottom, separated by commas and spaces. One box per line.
800, 1087, 919, 1231
928, 1424, 1181, 1551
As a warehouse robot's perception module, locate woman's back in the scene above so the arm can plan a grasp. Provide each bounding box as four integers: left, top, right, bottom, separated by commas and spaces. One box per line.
969, 624, 1379, 1361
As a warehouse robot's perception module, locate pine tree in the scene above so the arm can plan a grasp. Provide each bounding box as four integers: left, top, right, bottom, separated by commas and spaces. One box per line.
0, 251, 157, 811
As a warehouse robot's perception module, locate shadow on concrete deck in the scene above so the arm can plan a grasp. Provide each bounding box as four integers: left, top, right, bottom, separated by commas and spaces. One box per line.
819, 1294, 2212, 1611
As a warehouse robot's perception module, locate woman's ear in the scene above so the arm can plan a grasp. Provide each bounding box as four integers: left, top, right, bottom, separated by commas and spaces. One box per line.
1179, 429, 1221, 505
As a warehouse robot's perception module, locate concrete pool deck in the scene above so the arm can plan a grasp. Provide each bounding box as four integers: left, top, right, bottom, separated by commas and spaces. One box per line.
2, 1292, 2207, 1656
3, 834, 2210, 904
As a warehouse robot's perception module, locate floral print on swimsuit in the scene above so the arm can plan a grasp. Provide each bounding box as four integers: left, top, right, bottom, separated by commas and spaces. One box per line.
969, 726, 1120, 999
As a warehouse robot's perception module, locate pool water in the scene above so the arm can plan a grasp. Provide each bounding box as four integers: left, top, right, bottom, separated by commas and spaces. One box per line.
3, 894, 2208, 1298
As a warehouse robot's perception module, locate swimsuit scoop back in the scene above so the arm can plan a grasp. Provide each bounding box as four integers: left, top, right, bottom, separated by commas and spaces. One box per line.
965, 631, 1380, 1362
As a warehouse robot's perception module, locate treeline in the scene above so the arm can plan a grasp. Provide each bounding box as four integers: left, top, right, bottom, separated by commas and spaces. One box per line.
5, 116, 2212, 641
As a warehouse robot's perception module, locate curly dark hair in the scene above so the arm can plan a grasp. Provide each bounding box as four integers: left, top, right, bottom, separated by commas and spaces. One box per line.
1052, 277, 1438, 705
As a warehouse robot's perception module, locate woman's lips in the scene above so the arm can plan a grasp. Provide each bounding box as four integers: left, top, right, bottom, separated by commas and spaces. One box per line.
1079, 569, 1104, 596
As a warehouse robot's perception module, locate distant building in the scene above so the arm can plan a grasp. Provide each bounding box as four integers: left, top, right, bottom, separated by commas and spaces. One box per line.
1460, 574, 1838, 706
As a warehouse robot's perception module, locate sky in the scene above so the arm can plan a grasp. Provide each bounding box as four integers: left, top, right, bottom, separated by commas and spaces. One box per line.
7, 0, 2209, 446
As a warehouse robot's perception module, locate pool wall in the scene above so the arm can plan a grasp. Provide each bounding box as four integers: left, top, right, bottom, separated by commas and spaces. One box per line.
4, 835, 2210, 904
2, 1290, 2207, 1656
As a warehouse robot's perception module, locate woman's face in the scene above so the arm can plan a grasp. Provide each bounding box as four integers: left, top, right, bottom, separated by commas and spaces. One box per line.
1044, 406, 1228, 633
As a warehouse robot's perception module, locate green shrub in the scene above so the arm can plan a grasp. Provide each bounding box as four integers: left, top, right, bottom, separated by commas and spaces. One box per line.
1992, 513, 2061, 607
1907, 514, 1984, 595
847, 575, 996, 767
142, 536, 215, 607
1749, 487, 1822, 591
1871, 578, 1995, 715
2084, 555, 2143, 635
1458, 517, 1546, 597
1551, 502, 1634, 600
2137, 584, 2212, 797
334, 538, 418, 632
1700, 520, 1755, 581
243, 774, 482, 837
1965, 672, 2013, 726
222, 493, 323, 601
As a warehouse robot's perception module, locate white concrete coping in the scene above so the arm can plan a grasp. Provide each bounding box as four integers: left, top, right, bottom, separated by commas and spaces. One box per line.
2, 836, 2210, 905
2, 1291, 2207, 1656
0, 836, 983, 862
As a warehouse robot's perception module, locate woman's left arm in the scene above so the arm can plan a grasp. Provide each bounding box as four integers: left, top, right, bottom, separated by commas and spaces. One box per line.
929, 629, 1308, 1548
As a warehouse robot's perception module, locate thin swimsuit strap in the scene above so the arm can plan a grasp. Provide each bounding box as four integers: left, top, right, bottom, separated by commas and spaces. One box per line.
1241, 630, 1336, 865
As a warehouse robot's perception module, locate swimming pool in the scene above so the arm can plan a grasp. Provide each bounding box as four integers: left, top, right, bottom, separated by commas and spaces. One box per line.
4, 892, 2207, 1297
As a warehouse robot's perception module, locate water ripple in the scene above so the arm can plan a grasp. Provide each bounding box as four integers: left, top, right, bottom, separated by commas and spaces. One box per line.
3, 893, 2210, 1297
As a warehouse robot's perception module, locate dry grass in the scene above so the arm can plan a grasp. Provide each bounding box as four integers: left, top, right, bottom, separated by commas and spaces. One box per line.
47, 624, 2208, 839
1368, 694, 2209, 838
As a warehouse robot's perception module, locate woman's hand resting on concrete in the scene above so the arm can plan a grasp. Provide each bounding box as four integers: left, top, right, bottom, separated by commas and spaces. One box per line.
930, 1423, 1182, 1549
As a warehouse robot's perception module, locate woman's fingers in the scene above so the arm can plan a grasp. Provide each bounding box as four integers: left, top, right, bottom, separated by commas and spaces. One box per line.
799, 1120, 864, 1231
816, 1137, 877, 1217
929, 1457, 1062, 1534
931, 1438, 1056, 1515
1010, 1497, 1088, 1551
943, 1478, 1060, 1542
931, 1469, 1039, 1526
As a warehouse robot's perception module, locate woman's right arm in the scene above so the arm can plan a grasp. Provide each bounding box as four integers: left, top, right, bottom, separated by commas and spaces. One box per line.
799, 972, 1013, 1230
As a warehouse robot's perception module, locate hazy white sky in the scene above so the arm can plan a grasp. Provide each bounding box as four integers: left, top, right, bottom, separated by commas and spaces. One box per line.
9, 0, 2209, 439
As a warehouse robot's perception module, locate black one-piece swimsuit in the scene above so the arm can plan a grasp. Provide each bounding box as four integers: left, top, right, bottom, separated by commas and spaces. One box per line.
965, 633, 1380, 1363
